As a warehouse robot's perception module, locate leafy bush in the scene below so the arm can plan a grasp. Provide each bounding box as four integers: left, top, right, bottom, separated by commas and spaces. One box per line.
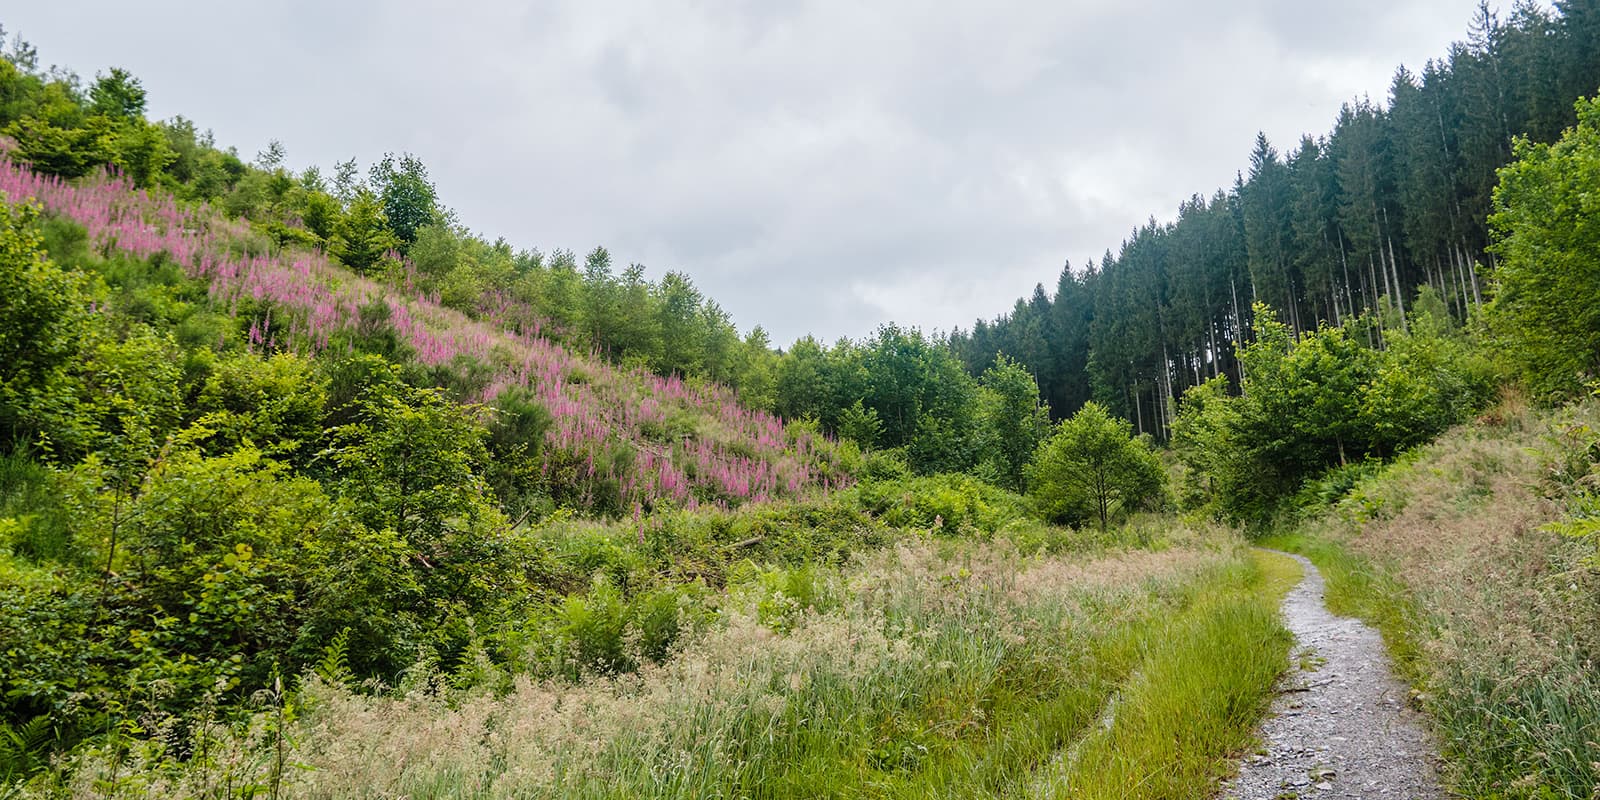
753, 565, 836, 633
1540, 409, 1600, 567
1488, 93, 1600, 400
854, 472, 1029, 535
1174, 305, 1491, 527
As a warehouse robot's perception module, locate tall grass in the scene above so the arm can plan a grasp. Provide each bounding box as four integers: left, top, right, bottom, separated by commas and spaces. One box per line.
19, 530, 1295, 799
1270, 398, 1600, 798
1042, 550, 1298, 799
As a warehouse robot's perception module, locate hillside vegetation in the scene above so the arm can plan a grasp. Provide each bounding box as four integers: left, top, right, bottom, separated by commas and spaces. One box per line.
14, 531, 1297, 800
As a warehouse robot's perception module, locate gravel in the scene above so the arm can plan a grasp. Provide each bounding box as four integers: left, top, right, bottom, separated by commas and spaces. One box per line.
1219, 553, 1446, 800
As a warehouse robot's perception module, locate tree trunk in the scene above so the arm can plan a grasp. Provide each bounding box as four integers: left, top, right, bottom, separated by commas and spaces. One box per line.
1460, 239, 1483, 309
1132, 382, 1143, 437
1383, 207, 1408, 333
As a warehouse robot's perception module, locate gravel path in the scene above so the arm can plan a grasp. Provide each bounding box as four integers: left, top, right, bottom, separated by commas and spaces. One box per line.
1220, 553, 1446, 800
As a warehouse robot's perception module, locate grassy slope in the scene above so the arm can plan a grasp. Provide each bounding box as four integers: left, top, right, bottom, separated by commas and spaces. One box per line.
1265, 398, 1600, 798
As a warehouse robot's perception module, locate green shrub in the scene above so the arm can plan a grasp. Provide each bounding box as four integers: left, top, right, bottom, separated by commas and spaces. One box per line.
754, 565, 836, 633
854, 472, 1029, 535
1487, 94, 1600, 400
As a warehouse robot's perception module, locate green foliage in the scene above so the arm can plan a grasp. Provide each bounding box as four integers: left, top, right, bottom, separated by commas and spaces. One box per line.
854, 472, 1030, 535
4, 115, 112, 178
87, 68, 145, 118
860, 447, 911, 481
368, 152, 439, 250
1360, 319, 1492, 454
861, 325, 981, 473
836, 399, 883, 449
156, 117, 244, 201
753, 564, 835, 633
325, 382, 519, 608
1026, 402, 1165, 530
0, 714, 64, 784
0, 201, 86, 454
104, 118, 174, 188
1488, 93, 1600, 400
0, 452, 73, 562
1540, 411, 1600, 567
54, 324, 185, 473
482, 386, 554, 521
192, 351, 328, 464
978, 354, 1052, 492
92, 447, 330, 693
551, 578, 712, 677
328, 187, 399, 274
1174, 305, 1491, 526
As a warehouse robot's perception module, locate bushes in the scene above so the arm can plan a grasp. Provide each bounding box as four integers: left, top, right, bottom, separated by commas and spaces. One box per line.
0, 201, 87, 456
1174, 304, 1493, 526
1541, 405, 1600, 568
543, 578, 715, 677
191, 351, 328, 463
853, 472, 1030, 535
1487, 93, 1600, 400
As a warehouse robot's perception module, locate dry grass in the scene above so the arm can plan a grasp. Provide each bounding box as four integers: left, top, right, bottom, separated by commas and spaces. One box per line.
1275, 396, 1600, 798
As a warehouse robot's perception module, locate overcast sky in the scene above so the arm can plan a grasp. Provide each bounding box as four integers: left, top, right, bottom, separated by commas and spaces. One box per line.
6, 1, 1508, 346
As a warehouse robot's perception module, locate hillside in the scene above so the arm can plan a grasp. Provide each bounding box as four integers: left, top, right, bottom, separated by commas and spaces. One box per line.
0, 154, 843, 514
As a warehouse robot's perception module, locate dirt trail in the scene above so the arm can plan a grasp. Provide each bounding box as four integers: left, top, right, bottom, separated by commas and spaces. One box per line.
1220, 553, 1445, 800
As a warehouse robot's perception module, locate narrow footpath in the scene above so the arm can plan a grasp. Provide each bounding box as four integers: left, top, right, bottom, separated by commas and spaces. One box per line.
1221, 553, 1446, 800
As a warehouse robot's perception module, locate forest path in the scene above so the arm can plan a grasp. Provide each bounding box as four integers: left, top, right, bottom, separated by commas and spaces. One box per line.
1219, 553, 1446, 800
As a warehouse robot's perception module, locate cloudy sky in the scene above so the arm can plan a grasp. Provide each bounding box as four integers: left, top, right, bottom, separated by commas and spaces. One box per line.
8, 1, 1504, 345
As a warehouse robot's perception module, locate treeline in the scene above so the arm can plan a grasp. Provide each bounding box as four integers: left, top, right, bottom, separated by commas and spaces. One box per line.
1176, 85, 1600, 523
951, 1, 1600, 432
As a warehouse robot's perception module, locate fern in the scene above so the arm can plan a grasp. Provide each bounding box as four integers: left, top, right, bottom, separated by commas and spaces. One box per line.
314, 627, 355, 688
0, 715, 57, 783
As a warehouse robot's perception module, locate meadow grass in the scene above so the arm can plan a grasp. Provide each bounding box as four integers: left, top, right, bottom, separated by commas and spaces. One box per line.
21, 526, 1301, 799
1265, 398, 1600, 798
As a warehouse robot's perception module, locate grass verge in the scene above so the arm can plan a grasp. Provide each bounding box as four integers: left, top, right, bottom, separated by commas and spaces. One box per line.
1256, 532, 1425, 684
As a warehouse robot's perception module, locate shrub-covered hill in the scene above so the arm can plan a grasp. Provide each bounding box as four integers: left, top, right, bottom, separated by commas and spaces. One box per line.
0, 145, 869, 774
0, 154, 848, 517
